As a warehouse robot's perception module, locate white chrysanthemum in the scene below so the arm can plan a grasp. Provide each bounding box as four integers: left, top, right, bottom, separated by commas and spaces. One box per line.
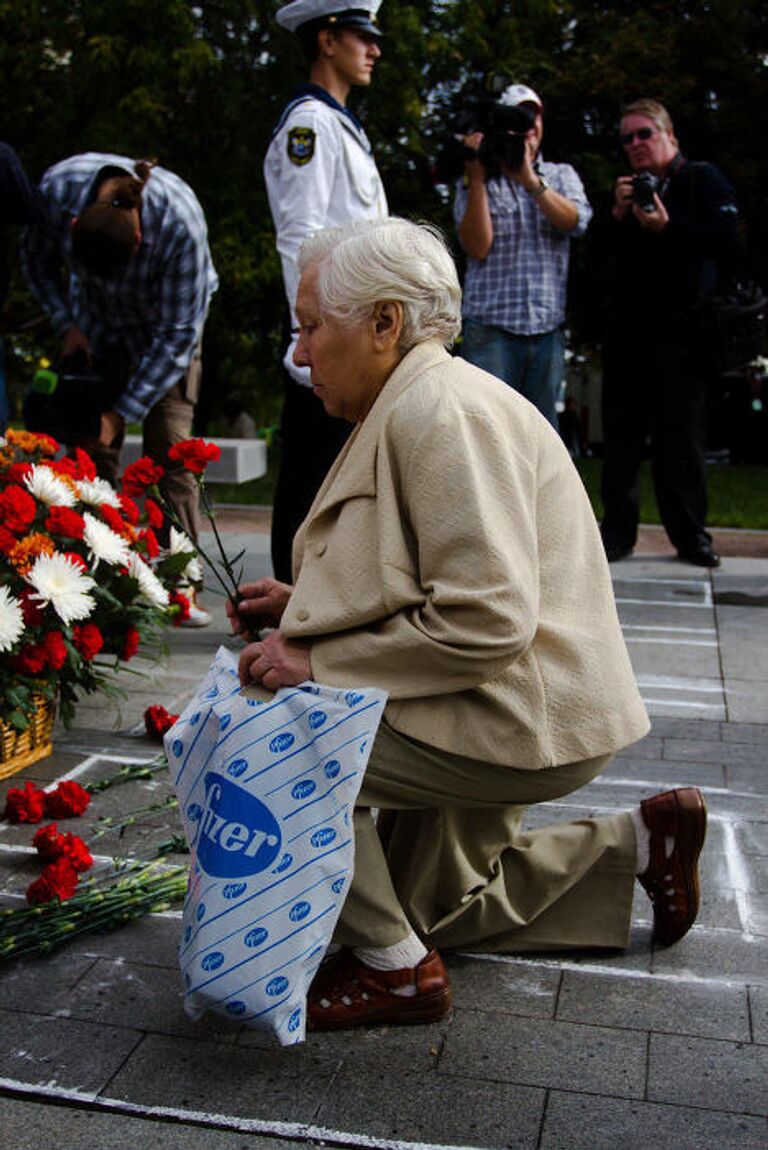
167, 526, 203, 584
82, 512, 131, 568
0, 436, 6, 448
24, 464, 77, 507
27, 553, 96, 625
0, 586, 25, 652
77, 476, 123, 508
127, 553, 170, 608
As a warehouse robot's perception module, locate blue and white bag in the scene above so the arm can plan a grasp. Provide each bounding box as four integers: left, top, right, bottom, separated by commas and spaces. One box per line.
165, 646, 387, 1045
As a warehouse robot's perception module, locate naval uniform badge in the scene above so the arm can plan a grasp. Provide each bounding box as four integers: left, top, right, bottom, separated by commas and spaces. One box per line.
287, 127, 316, 166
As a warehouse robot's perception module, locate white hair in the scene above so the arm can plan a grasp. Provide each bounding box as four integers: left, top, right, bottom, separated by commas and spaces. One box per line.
297, 217, 462, 350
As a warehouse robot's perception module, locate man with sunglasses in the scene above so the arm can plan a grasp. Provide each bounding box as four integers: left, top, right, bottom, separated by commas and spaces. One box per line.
599, 99, 739, 568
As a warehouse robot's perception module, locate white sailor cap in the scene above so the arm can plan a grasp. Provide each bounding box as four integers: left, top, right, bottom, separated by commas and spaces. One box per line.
276, 1, 383, 37
498, 83, 543, 110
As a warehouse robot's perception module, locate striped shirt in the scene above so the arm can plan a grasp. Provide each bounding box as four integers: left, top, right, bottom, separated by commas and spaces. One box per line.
454, 159, 591, 335
21, 153, 218, 422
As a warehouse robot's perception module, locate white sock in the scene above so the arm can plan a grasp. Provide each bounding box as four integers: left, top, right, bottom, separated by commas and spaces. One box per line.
353, 931, 428, 996
631, 806, 675, 876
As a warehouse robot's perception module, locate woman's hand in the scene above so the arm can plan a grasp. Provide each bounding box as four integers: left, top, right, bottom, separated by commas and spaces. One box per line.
238, 630, 312, 691
226, 578, 293, 637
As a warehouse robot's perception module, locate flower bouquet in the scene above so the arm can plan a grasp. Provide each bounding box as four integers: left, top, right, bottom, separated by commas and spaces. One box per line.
0, 428, 198, 769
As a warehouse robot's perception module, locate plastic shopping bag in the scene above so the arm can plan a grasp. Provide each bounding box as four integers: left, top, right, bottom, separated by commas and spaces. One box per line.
165, 646, 387, 1045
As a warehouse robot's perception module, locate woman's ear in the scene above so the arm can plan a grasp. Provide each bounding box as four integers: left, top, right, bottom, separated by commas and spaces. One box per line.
371, 301, 403, 349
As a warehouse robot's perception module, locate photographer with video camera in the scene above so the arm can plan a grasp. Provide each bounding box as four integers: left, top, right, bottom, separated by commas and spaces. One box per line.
599, 99, 740, 568
453, 83, 592, 429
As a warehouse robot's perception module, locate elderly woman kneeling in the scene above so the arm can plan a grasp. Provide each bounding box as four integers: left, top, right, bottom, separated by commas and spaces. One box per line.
228, 218, 706, 1030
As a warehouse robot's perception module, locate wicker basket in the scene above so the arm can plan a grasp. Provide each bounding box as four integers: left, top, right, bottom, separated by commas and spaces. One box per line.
0, 692, 56, 779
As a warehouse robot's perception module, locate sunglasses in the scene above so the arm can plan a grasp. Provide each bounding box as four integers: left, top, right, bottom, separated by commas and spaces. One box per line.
620, 127, 655, 146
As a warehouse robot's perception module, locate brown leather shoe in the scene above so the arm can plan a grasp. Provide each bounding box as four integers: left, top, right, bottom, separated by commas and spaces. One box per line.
638, 787, 707, 946
308, 947, 452, 1030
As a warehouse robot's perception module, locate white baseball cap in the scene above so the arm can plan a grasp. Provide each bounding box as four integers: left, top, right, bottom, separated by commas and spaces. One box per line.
276, 1, 383, 37
498, 83, 543, 110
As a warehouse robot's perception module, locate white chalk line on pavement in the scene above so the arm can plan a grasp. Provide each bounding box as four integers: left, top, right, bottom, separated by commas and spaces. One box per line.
0, 1078, 480, 1150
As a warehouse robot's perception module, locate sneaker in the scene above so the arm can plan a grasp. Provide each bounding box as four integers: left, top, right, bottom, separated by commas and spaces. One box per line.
180, 603, 212, 628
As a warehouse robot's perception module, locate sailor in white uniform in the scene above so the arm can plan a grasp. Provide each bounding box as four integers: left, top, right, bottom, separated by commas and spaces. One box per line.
265, 1, 388, 581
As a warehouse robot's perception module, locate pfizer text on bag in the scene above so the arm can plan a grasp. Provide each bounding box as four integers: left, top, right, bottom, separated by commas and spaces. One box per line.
165, 646, 387, 1045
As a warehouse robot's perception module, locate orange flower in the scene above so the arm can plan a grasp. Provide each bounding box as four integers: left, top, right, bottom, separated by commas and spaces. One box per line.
8, 532, 56, 576
6, 428, 58, 456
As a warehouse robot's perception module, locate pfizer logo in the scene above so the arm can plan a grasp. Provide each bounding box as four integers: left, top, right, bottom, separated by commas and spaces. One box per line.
345, 691, 364, 707
244, 926, 269, 948
324, 759, 341, 779
272, 852, 292, 874
308, 710, 327, 730
289, 900, 311, 922
266, 976, 289, 997
187, 801, 203, 822
190, 711, 201, 725
196, 902, 206, 921
269, 732, 294, 754
291, 779, 316, 800
196, 773, 281, 879
227, 758, 248, 778
287, 1008, 302, 1033
201, 951, 224, 972
331, 877, 345, 894
222, 882, 247, 900
226, 1001, 247, 1016
172, 739, 184, 757
310, 827, 336, 848
184, 925, 193, 943
204, 687, 218, 700
219, 714, 231, 731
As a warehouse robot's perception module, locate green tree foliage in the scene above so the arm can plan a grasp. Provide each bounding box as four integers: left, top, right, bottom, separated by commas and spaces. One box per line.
1, 0, 766, 427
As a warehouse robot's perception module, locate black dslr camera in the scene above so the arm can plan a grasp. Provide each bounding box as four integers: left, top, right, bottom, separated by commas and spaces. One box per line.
434, 75, 537, 183
632, 172, 660, 212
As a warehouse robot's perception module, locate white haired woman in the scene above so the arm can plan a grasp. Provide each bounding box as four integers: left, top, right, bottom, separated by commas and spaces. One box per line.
227, 217, 706, 1030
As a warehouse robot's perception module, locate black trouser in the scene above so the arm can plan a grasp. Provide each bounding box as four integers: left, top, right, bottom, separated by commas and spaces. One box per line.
600, 337, 710, 556
270, 375, 352, 583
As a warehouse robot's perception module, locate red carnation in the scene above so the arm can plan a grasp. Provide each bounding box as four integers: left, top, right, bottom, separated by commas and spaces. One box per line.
43, 630, 68, 670
118, 493, 140, 526
121, 456, 165, 497
45, 505, 86, 540
169, 590, 191, 625
45, 779, 91, 818
19, 589, 46, 626
73, 622, 104, 660
144, 704, 179, 739
26, 856, 80, 904
143, 497, 164, 529
121, 625, 140, 661
100, 503, 131, 537
139, 527, 160, 559
47, 456, 79, 480
4, 780, 46, 824
168, 438, 220, 475
0, 525, 18, 554
61, 832, 93, 872
32, 822, 65, 862
0, 484, 37, 532
3, 462, 33, 486
13, 642, 48, 675
63, 550, 88, 571
73, 448, 97, 480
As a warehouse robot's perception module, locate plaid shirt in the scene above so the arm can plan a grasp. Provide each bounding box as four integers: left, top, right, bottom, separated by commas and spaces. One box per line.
21, 153, 218, 422
454, 159, 592, 335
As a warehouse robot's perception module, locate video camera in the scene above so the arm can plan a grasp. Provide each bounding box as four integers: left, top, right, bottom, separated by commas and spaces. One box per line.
434, 74, 538, 183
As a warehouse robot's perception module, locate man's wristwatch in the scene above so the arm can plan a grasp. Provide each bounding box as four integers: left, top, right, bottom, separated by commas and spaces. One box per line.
529, 176, 549, 198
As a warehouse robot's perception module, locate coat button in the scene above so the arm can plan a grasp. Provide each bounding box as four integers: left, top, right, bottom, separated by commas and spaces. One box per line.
315, 542, 327, 557
296, 608, 310, 621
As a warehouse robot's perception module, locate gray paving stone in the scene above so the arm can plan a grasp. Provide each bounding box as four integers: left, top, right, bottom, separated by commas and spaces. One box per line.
67, 910, 183, 967
540, 1090, 768, 1149
726, 763, 768, 795
614, 734, 665, 760
0, 950, 98, 1013
603, 756, 727, 788
444, 953, 560, 1018
0, 1009, 142, 1092
749, 985, 768, 1044
557, 968, 750, 1040
649, 1032, 768, 1115
661, 738, 767, 766
648, 717, 724, 740
0, 1097, 298, 1150
725, 682, 768, 725
106, 1032, 337, 1122
440, 1010, 647, 1097
316, 1066, 544, 1149
722, 722, 768, 745
59, 956, 239, 1042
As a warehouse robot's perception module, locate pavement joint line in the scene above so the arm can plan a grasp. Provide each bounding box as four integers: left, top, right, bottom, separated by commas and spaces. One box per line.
0, 1079, 486, 1150
625, 637, 718, 647
616, 597, 712, 609
454, 952, 764, 988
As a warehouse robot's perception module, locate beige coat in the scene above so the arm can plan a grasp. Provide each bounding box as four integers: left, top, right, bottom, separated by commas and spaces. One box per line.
282, 341, 649, 768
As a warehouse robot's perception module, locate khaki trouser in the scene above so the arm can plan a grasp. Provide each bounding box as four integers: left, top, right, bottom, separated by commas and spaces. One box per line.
334, 720, 637, 953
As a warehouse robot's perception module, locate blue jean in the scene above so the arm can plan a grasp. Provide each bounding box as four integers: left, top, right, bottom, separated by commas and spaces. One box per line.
460, 319, 565, 429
